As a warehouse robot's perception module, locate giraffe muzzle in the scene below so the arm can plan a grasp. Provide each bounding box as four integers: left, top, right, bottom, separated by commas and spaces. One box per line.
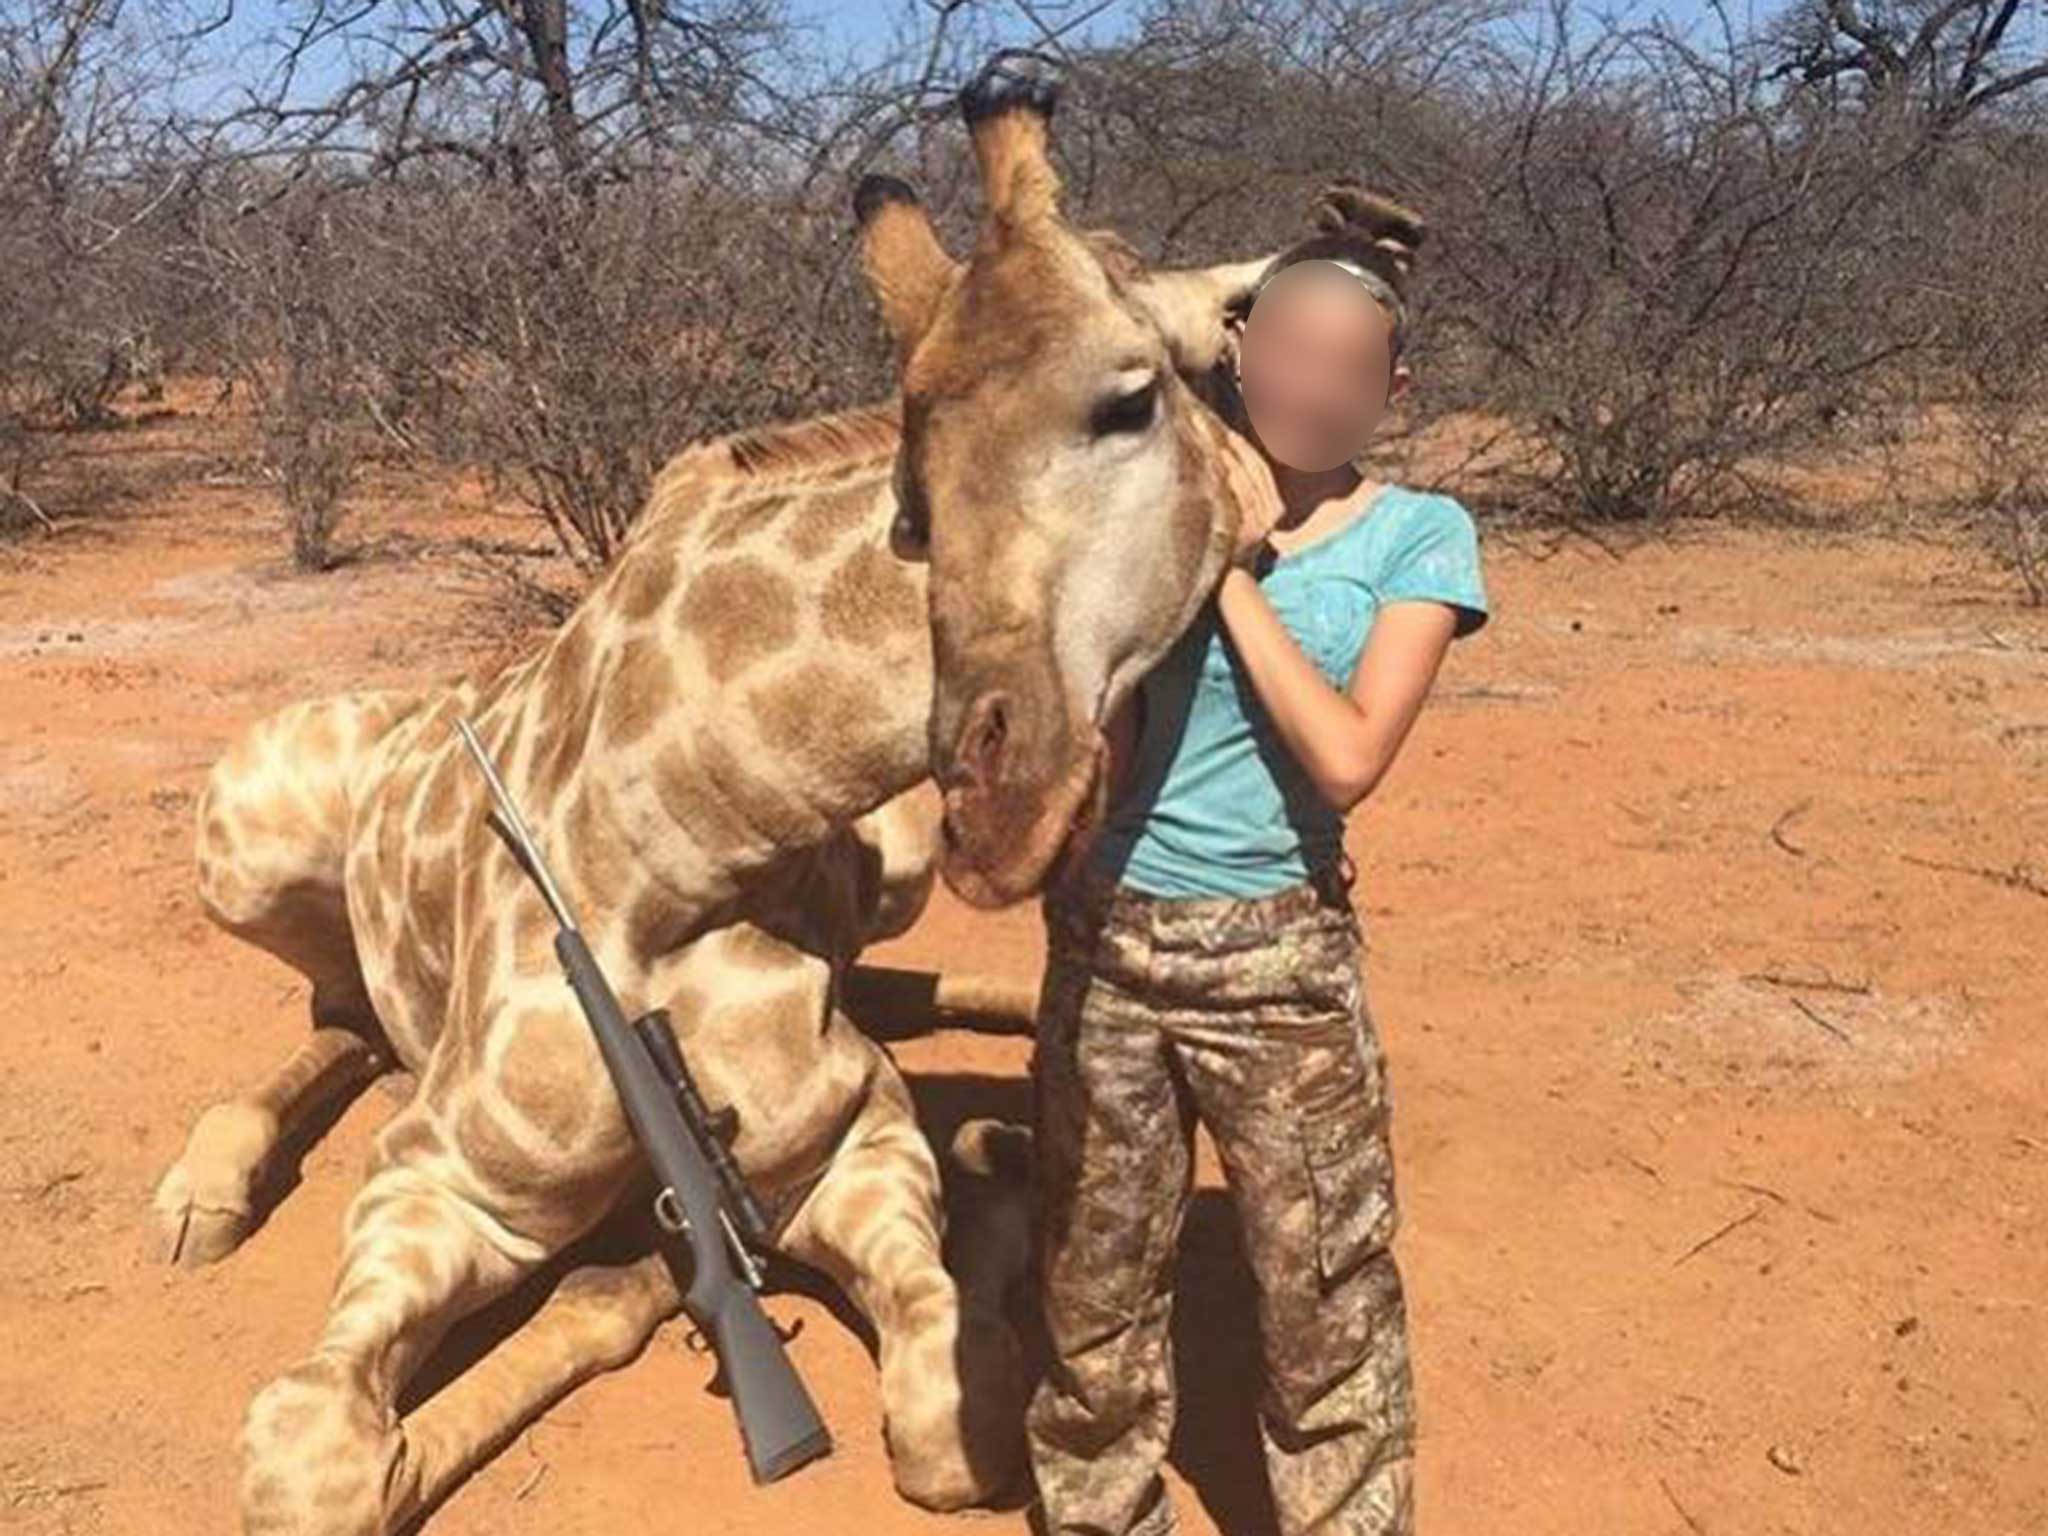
937, 685, 1106, 909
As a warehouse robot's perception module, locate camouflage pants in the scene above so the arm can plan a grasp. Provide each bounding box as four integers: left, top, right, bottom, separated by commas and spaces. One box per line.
1025, 858, 1415, 1536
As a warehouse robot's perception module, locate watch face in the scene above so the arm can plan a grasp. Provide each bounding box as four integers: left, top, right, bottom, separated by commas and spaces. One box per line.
1236, 261, 1397, 473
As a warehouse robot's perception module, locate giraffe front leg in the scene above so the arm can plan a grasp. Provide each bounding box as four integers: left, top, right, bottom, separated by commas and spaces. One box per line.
152, 1025, 386, 1266
383, 1237, 683, 1525
777, 1046, 1029, 1511
239, 1112, 560, 1536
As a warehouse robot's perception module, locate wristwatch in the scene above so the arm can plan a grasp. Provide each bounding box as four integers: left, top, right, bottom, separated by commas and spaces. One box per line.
1232, 533, 1277, 577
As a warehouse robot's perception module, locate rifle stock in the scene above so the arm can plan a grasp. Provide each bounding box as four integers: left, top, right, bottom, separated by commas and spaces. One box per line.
711, 1273, 838, 1482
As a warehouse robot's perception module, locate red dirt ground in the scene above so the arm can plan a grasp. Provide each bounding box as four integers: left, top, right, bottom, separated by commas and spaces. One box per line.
2, 393, 2044, 1535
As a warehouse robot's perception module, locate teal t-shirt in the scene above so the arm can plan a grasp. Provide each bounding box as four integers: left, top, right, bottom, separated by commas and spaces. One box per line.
1088, 484, 1490, 898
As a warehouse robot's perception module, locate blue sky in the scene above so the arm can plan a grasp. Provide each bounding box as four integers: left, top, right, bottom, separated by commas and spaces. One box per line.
169, 0, 1770, 119
797, 0, 1764, 64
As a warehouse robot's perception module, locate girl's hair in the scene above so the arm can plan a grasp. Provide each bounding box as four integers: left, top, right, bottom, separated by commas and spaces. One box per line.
1236, 181, 1428, 361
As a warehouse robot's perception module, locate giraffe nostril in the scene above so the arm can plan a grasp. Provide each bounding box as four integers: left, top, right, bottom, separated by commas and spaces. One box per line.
978, 699, 1007, 757
953, 690, 1013, 788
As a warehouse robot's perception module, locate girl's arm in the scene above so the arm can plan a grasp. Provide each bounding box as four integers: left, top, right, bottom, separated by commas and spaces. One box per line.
1214, 566, 1457, 813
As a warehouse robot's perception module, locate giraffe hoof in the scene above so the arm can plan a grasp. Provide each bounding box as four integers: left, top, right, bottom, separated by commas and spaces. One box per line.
948, 1117, 1032, 1179
151, 1161, 255, 1267
150, 1101, 276, 1266
880, 1288, 1029, 1511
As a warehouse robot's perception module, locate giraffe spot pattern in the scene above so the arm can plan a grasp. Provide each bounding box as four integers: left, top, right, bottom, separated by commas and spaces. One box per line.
595, 629, 675, 750
677, 556, 800, 682
822, 538, 923, 649
783, 479, 888, 563
497, 1009, 598, 1147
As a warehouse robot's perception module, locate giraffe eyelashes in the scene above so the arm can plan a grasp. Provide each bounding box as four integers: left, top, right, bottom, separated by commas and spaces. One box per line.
1089, 375, 1160, 439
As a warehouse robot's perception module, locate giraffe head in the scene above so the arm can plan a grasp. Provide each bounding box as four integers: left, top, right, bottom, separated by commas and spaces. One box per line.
854, 51, 1281, 908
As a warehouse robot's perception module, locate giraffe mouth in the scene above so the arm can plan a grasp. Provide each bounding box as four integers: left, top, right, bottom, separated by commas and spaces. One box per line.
934, 482, 1228, 910
1048, 729, 1114, 883
1051, 673, 1135, 880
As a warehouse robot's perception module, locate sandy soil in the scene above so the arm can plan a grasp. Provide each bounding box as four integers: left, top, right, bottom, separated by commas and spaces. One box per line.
2, 393, 2044, 1535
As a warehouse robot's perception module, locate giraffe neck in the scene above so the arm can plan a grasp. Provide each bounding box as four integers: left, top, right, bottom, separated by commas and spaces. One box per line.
526, 402, 934, 924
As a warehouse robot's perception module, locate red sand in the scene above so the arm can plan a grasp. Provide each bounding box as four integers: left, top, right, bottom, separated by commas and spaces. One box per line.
2, 392, 2043, 1534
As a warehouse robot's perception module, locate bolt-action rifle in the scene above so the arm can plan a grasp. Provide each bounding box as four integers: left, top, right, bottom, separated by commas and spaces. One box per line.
453, 717, 831, 1485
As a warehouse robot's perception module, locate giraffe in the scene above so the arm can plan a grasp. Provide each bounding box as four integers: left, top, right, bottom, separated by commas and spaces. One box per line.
149, 60, 1299, 1536
856, 52, 1409, 910
159, 420, 1028, 1533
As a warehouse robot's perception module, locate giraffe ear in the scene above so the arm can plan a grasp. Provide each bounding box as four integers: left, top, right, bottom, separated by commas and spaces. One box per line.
853, 173, 963, 364
1127, 255, 1279, 377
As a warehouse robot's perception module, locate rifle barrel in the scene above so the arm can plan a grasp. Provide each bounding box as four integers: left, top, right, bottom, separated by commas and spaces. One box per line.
453, 716, 580, 934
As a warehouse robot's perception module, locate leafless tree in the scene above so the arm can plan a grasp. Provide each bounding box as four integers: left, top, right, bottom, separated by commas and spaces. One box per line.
175, 1, 885, 567
1909, 136, 2048, 601
1770, 0, 2048, 131
8, 0, 2045, 578
1, 1, 215, 533
1381, 0, 1989, 522
198, 0, 808, 187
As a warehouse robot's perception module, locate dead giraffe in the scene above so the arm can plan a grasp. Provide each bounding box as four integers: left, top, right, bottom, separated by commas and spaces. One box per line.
160, 419, 1027, 1532
149, 63, 1295, 1536
859, 53, 1410, 910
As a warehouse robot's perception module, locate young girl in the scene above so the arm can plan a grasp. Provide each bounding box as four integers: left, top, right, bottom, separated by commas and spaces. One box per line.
1025, 193, 1489, 1536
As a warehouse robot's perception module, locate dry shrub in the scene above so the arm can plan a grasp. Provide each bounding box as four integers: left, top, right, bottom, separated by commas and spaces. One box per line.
206, 196, 383, 571
8, 0, 2047, 590
346, 174, 884, 571
1938, 153, 2048, 603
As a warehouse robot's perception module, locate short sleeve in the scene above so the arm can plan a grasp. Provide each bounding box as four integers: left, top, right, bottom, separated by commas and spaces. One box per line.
1376, 493, 1490, 638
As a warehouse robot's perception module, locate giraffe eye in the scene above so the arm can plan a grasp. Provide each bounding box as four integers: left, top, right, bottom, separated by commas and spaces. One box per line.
890, 466, 931, 558
1090, 376, 1159, 437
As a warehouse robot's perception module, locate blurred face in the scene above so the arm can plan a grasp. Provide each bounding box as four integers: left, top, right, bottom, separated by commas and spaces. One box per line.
1236, 259, 1399, 472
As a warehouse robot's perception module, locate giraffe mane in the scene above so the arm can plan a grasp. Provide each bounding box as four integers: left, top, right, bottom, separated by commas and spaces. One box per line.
716, 399, 904, 477
630, 396, 906, 558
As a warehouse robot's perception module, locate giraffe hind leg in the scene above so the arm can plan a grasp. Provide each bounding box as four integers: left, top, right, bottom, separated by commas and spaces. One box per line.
155, 696, 414, 1266
383, 1224, 683, 1527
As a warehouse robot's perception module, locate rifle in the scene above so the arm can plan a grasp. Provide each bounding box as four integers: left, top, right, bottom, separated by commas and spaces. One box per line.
452, 717, 832, 1485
